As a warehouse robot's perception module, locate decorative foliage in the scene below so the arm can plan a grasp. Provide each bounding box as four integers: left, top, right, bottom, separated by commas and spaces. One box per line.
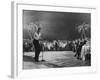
77, 23, 90, 39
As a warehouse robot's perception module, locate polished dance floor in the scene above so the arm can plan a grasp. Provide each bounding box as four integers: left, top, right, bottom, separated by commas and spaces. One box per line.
23, 51, 90, 69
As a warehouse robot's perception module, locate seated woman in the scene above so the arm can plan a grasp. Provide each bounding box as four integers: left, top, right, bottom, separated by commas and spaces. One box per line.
80, 41, 90, 61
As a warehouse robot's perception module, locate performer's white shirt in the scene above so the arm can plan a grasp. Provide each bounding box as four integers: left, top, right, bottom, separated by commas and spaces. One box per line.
34, 32, 41, 40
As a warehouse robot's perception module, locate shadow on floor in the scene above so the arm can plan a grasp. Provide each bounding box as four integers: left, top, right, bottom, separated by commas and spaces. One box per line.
23, 55, 35, 62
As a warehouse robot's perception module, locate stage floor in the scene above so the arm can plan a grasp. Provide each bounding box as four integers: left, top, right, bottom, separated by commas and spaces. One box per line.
23, 51, 90, 69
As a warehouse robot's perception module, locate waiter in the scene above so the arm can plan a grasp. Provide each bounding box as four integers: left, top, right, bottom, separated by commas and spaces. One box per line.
33, 27, 41, 62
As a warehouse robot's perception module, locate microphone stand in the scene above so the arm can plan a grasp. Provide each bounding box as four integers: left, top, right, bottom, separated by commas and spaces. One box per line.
41, 41, 45, 62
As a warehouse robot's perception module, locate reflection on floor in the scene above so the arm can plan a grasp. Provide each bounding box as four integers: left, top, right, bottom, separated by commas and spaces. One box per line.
23, 51, 90, 69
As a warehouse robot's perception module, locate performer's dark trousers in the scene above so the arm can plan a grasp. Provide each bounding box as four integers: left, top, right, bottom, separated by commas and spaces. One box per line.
33, 39, 41, 61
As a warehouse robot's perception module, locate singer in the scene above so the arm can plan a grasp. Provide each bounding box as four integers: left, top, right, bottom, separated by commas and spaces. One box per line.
33, 27, 41, 62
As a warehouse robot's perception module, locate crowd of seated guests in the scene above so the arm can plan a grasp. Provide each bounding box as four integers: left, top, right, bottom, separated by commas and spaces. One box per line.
23, 39, 74, 52
38, 40, 72, 51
